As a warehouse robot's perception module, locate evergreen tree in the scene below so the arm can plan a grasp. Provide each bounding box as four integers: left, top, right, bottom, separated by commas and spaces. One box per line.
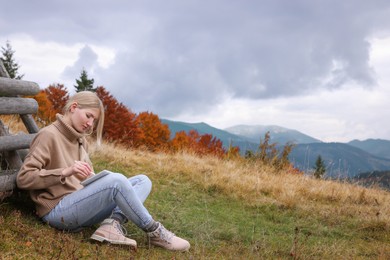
74, 68, 96, 92
1, 40, 24, 79
314, 155, 326, 179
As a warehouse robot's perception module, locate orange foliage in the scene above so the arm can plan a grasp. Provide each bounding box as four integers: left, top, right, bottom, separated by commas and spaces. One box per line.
198, 133, 226, 158
136, 111, 170, 152
171, 131, 191, 152
45, 84, 69, 122
226, 144, 241, 159
285, 164, 304, 175
96, 86, 141, 147
171, 129, 226, 158
30, 90, 53, 126
30, 84, 236, 159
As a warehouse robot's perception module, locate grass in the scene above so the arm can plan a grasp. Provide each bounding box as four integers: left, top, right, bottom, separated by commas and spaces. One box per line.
1, 142, 390, 259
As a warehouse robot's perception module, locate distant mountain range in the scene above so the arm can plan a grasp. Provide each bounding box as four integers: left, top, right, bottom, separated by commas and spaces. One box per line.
289, 143, 390, 179
225, 125, 321, 144
161, 119, 390, 180
161, 119, 260, 152
348, 139, 390, 159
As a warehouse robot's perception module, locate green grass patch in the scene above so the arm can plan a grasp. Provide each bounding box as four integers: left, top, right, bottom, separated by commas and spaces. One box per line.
0, 160, 389, 259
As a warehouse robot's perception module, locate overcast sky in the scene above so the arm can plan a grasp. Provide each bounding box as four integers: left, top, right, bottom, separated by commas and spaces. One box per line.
1, 0, 390, 142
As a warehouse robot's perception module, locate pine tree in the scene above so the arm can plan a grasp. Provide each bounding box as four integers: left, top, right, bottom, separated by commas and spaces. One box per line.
1, 41, 24, 79
314, 155, 326, 179
74, 68, 96, 92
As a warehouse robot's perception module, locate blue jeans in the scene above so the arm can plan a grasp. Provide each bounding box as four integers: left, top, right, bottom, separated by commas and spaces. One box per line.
42, 172, 153, 232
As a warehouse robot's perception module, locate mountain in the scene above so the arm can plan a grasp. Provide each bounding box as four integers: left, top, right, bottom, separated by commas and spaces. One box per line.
160, 119, 390, 179
160, 119, 259, 152
348, 139, 390, 159
224, 125, 321, 144
289, 143, 390, 178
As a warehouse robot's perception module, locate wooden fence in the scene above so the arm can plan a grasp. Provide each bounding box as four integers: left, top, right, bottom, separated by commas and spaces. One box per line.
0, 60, 40, 201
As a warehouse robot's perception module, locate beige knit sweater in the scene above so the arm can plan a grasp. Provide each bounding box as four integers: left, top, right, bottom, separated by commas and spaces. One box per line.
17, 114, 93, 217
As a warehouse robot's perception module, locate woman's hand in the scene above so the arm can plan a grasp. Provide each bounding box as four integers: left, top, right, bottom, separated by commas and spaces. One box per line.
61, 161, 93, 180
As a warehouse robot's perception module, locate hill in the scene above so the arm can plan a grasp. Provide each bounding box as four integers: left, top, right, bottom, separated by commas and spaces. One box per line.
2, 144, 389, 258
224, 124, 321, 144
289, 142, 390, 178
348, 139, 390, 159
161, 119, 321, 153
161, 119, 259, 152
161, 119, 390, 179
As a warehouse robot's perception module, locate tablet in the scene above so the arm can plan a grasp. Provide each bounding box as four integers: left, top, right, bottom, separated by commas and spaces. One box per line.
80, 170, 111, 186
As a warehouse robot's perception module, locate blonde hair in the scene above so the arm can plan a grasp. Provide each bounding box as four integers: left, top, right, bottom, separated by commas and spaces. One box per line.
63, 91, 105, 145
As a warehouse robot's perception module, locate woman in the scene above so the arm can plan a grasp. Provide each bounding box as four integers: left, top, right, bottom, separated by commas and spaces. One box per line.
16, 91, 190, 251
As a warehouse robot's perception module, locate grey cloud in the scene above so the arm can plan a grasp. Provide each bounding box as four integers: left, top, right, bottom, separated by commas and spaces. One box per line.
2, 0, 390, 116
62, 45, 100, 87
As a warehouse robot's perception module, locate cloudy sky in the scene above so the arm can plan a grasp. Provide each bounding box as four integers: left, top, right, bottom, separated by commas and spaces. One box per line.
1, 0, 390, 142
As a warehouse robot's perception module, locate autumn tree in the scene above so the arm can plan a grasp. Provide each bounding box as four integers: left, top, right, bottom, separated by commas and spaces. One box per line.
171, 131, 191, 152
171, 129, 226, 158
96, 86, 141, 146
30, 84, 69, 125
1, 41, 24, 79
74, 68, 96, 92
186, 130, 201, 151
31, 90, 53, 126
45, 84, 69, 122
226, 142, 241, 159
197, 133, 226, 158
136, 111, 171, 152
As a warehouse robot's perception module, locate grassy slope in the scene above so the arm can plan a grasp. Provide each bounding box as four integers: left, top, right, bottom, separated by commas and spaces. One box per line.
1, 143, 390, 259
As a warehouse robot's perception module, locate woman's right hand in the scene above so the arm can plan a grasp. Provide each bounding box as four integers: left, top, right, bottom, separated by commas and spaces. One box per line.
61, 160, 93, 180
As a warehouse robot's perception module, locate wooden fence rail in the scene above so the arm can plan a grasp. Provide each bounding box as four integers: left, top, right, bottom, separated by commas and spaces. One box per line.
0, 59, 40, 201
0, 77, 40, 96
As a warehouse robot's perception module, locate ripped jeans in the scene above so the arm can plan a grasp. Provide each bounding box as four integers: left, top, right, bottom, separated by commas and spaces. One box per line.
42, 172, 154, 232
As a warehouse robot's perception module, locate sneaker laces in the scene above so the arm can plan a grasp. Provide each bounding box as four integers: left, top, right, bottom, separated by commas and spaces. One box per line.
158, 225, 175, 243
113, 220, 128, 237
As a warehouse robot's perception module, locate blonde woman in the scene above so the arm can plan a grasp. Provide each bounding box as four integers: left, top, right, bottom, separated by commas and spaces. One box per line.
17, 91, 190, 251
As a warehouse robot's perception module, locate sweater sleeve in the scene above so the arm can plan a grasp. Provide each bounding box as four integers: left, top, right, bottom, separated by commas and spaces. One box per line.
16, 131, 64, 190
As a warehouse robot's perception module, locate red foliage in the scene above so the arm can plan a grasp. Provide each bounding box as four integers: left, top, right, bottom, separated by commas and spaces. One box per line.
197, 133, 226, 158
136, 111, 170, 152
96, 86, 141, 147
171, 129, 226, 158
32, 85, 237, 158
226, 144, 241, 159
171, 131, 191, 152
285, 164, 304, 175
45, 84, 69, 121
31, 90, 53, 126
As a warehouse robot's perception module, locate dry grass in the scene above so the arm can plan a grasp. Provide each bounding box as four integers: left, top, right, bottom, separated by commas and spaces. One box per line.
1, 111, 389, 229
0, 115, 27, 133
91, 142, 390, 231
1, 136, 389, 258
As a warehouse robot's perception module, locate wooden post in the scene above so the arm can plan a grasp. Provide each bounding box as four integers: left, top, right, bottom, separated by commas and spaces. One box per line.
0, 97, 38, 114
0, 121, 23, 193
0, 60, 40, 134
0, 60, 40, 198
20, 114, 40, 134
0, 133, 36, 152
0, 77, 40, 96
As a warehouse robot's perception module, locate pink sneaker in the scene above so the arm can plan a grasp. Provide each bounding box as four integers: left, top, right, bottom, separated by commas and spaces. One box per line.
91, 218, 137, 248
147, 222, 190, 251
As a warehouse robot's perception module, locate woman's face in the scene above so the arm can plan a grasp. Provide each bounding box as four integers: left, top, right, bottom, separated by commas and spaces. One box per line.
69, 103, 100, 134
